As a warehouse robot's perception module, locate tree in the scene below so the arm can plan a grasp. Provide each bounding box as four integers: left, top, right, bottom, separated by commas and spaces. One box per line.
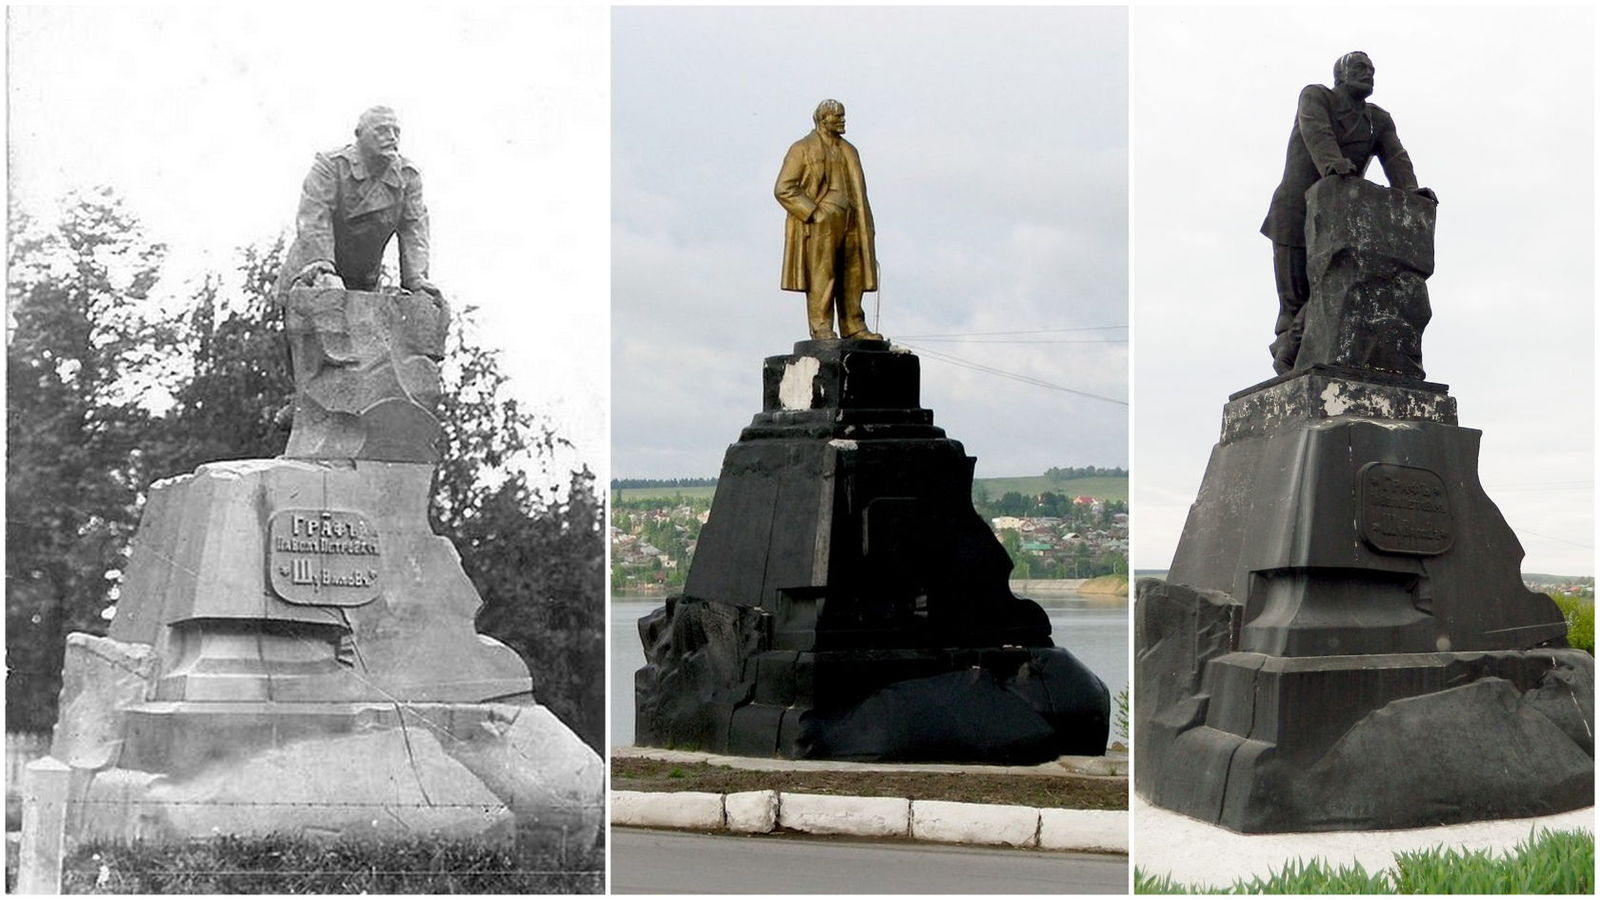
145, 238, 293, 475
996, 491, 1029, 517
432, 315, 605, 750
6, 189, 176, 731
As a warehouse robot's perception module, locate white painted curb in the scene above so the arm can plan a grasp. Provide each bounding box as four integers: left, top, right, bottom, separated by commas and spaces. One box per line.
911, 799, 1040, 847
725, 789, 779, 833
609, 789, 1129, 854
611, 789, 724, 830
1040, 808, 1129, 853
777, 793, 910, 838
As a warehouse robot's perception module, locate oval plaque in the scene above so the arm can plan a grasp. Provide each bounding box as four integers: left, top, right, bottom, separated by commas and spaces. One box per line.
1358, 462, 1453, 556
268, 508, 382, 606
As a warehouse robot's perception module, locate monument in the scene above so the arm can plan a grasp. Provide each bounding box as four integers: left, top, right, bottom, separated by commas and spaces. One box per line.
633, 103, 1110, 763
40, 107, 603, 849
1135, 56, 1594, 832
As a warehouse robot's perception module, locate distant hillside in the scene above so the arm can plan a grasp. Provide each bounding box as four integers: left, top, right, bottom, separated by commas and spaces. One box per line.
613, 472, 1129, 504
613, 483, 719, 502
976, 474, 1128, 503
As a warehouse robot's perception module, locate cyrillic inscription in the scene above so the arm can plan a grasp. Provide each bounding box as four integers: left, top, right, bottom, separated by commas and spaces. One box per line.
1358, 462, 1452, 556
268, 509, 382, 606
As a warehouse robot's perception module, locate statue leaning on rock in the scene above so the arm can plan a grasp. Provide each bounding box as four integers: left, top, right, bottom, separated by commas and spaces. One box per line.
1261, 52, 1435, 374
277, 105, 443, 302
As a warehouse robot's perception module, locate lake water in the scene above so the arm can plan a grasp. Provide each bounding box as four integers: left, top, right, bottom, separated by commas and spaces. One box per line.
610, 594, 1128, 747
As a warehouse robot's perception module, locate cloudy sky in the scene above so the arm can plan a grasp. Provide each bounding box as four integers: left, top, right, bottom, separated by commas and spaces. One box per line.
1132, 6, 1594, 575
8, 6, 610, 493
612, 6, 1129, 482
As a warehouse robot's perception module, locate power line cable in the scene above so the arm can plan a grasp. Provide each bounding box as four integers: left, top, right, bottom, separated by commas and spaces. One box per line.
908, 337, 1127, 344
895, 325, 1127, 338
898, 342, 1128, 406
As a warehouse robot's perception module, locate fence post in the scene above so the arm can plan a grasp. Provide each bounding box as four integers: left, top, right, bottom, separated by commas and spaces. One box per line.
17, 756, 71, 894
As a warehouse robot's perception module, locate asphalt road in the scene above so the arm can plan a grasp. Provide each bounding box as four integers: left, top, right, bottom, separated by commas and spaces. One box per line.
611, 828, 1128, 894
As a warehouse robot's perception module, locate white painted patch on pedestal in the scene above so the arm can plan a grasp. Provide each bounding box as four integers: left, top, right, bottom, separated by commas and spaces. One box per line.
779, 357, 821, 410
1320, 383, 1351, 416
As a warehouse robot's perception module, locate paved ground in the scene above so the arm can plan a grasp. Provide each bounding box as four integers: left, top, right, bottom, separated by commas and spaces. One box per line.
1134, 796, 1596, 889
611, 828, 1128, 894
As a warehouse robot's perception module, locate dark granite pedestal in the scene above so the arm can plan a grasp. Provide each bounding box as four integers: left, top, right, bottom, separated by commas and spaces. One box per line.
1136, 367, 1593, 832
636, 340, 1110, 763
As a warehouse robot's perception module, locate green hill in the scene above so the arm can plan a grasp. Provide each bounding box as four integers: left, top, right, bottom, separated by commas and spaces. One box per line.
975, 474, 1128, 503
614, 473, 1129, 504
613, 484, 719, 502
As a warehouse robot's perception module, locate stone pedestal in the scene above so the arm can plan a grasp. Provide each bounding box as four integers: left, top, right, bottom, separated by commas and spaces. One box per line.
45, 289, 602, 848
635, 340, 1109, 763
1135, 368, 1592, 832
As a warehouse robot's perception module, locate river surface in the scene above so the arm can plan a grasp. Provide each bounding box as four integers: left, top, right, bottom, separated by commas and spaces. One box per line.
610, 593, 1128, 747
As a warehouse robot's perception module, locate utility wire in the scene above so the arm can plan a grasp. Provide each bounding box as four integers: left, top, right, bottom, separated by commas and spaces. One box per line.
908, 337, 1127, 344
898, 342, 1128, 406
895, 325, 1127, 338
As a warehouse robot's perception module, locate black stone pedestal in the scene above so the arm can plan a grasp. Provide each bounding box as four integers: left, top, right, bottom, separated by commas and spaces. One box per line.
635, 340, 1110, 763
1135, 367, 1593, 832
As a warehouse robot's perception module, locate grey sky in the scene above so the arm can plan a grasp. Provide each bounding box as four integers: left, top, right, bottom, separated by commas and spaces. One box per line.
1131, 7, 1594, 574
612, 6, 1129, 481
7, 6, 609, 491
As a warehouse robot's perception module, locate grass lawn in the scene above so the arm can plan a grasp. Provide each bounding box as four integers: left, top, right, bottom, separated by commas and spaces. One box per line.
1135, 828, 1593, 894
8, 833, 602, 894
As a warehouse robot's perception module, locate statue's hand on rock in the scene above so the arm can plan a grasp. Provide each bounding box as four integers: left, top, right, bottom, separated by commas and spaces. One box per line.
1412, 187, 1438, 204
1326, 158, 1357, 176
403, 277, 447, 309
293, 260, 345, 290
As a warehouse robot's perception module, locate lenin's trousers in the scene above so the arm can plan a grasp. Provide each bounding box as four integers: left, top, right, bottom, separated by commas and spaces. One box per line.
1270, 243, 1310, 374
805, 199, 871, 339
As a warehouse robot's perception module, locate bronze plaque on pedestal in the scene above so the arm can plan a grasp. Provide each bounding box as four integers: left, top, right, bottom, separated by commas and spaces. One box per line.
1358, 462, 1453, 556
268, 509, 383, 606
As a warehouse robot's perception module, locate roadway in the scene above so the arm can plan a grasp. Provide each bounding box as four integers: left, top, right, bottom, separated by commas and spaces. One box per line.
611, 828, 1128, 894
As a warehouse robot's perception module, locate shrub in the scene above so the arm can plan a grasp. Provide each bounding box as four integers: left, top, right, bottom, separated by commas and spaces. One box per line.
1549, 592, 1595, 654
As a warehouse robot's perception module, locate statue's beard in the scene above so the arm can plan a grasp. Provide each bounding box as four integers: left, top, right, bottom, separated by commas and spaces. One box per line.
363, 145, 401, 168
1345, 82, 1373, 100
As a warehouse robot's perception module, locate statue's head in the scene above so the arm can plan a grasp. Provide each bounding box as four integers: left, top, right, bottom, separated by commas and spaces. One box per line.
355, 106, 402, 164
1333, 52, 1375, 99
813, 99, 846, 136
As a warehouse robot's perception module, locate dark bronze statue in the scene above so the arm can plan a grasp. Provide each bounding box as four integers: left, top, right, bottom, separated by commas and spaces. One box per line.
1262, 52, 1434, 373
278, 106, 440, 300
775, 100, 882, 341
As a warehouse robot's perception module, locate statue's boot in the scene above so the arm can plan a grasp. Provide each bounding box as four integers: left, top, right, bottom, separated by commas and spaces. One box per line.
838, 291, 883, 341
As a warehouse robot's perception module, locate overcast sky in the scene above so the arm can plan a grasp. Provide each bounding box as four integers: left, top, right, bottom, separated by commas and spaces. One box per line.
7, 6, 609, 494
1131, 6, 1594, 575
612, 6, 1129, 482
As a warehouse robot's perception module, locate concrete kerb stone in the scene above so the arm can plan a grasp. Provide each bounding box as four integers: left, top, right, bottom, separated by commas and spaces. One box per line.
611, 746, 1129, 850
609, 786, 1130, 854
610, 790, 724, 831
777, 793, 910, 838
725, 790, 779, 833
911, 799, 1040, 847
1040, 808, 1129, 853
